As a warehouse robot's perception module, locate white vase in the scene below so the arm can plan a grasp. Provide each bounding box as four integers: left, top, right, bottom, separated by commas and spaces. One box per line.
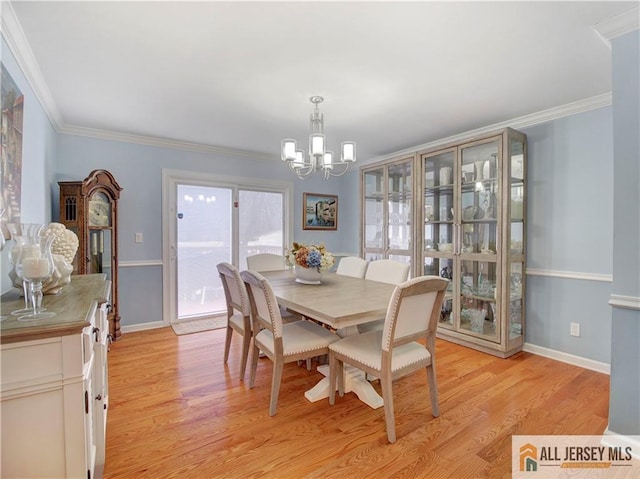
295, 265, 323, 285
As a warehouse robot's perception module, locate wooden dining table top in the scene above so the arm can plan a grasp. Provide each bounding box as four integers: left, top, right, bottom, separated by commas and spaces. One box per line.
260, 270, 397, 330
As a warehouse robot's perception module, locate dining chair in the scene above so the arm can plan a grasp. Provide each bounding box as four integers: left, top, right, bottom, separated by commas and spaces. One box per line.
335, 256, 368, 279
246, 252, 313, 367
216, 262, 252, 381
246, 253, 286, 271
240, 270, 339, 416
364, 259, 410, 284
328, 275, 449, 443
358, 259, 411, 333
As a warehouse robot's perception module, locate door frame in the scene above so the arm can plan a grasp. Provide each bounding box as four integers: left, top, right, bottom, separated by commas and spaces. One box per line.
161, 168, 293, 327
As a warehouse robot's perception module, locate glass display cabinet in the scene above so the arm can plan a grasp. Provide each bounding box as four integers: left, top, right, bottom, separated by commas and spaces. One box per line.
420, 128, 526, 357
361, 155, 415, 267
59, 169, 123, 339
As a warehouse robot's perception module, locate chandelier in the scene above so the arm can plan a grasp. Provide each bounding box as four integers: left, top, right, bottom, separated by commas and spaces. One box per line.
281, 96, 356, 180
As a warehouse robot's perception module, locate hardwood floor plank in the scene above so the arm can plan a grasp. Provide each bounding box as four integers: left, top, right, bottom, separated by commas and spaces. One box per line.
104, 327, 609, 478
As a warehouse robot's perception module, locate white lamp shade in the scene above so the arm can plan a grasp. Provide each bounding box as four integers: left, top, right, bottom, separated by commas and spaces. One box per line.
322, 151, 334, 169
293, 149, 305, 169
281, 139, 297, 162
341, 141, 356, 163
310, 134, 325, 157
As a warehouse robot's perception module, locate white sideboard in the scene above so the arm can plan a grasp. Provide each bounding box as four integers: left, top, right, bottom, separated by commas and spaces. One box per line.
1, 275, 111, 479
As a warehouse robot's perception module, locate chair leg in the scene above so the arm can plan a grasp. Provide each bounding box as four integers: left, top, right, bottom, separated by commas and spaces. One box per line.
306, 358, 312, 371
337, 359, 345, 397
426, 363, 440, 417
380, 371, 396, 443
269, 359, 284, 416
329, 352, 337, 405
249, 344, 260, 388
239, 332, 251, 381
223, 326, 233, 363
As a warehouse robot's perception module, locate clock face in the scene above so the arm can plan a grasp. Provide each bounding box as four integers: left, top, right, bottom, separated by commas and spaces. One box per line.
89, 194, 111, 227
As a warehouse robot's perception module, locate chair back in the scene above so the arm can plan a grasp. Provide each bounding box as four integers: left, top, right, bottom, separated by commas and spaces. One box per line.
216, 262, 250, 316
365, 259, 410, 285
336, 256, 368, 278
246, 253, 286, 271
240, 270, 283, 338
382, 276, 448, 352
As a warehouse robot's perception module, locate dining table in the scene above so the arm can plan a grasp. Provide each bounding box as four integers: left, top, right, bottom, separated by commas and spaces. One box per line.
261, 269, 397, 409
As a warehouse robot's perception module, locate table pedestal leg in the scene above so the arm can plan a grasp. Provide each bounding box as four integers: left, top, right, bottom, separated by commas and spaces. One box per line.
304, 364, 383, 409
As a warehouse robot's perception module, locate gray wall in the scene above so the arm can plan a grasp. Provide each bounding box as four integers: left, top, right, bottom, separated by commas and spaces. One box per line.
521, 109, 614, 364
608, 29, 639, 437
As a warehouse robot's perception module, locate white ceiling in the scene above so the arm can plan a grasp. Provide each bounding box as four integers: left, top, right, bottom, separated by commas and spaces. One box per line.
5, 1, 639, 163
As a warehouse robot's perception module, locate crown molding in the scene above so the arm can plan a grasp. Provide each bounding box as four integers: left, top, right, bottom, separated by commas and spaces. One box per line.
1, 1, 63, 129
365, 92, 612, 165
593, 6, 640, 47
58, 124, 279, 161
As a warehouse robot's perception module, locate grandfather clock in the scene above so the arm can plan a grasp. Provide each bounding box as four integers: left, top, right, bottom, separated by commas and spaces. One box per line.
59, 170, 123, 340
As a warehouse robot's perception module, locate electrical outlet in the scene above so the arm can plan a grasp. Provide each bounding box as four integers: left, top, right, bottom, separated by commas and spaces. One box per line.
135, 232, 143, 243
570, 322, 580, 337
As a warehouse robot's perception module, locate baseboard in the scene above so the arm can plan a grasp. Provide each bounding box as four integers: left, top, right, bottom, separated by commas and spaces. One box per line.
121, 320, 166, 334
602, 428, 640, 460
523, 342, 610, 375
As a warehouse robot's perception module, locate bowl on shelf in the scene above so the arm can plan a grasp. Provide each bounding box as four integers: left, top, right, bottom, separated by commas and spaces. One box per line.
438, 242, 453, 252
463, 205, 478, 221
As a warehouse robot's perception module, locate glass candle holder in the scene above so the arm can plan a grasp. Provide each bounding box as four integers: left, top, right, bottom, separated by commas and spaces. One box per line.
8, 223, 45, 315
14, 235, 57, 321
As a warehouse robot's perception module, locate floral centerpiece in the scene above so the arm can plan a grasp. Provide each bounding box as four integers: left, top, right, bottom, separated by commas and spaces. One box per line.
286, 242, 334, 272
286, 242, 334, 284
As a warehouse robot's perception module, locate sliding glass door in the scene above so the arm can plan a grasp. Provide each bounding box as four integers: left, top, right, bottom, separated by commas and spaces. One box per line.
164, 170, 290, 325
176, 184, 232, 319
238, 189, 285, 270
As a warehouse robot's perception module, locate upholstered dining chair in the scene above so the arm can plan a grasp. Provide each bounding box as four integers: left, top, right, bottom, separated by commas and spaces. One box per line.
246, 252, 311, 367
364, 259, 410, 284
328, 275, 449, 443
246, 253, 286, 271
240, 270, 339, 416
358, 259, 411, 333
216, 262, 252, 381
336, 256, 368, 279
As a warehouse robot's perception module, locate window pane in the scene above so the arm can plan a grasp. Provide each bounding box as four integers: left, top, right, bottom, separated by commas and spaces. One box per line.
239, 190, 284, 269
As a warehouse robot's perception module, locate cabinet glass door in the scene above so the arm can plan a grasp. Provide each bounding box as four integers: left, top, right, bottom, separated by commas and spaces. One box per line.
363, 158, 414, 266
422, 149, 456, 328
88, 191, 113, 278
507, 136, 525, 342
363, 168, 384, 257
458, 139, 501, 341
387, 161, 412, 264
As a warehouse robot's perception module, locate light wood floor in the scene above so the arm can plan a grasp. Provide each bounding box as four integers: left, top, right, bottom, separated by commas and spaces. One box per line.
104, 326, 609, 478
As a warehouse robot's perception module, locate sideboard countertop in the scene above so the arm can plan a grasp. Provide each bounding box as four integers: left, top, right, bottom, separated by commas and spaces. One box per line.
0, 274, 110, 344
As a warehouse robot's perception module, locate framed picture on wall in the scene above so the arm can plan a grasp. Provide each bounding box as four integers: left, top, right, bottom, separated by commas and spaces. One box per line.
0, 62, 24, 240
303, 193, 337, 230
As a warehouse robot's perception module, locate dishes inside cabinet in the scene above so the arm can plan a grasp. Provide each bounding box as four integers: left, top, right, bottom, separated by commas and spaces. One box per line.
463, 205, 478, 221
438, 242, 453, 253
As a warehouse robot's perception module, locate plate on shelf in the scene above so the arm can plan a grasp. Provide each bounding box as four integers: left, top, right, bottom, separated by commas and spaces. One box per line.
463, 205, 478, 221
